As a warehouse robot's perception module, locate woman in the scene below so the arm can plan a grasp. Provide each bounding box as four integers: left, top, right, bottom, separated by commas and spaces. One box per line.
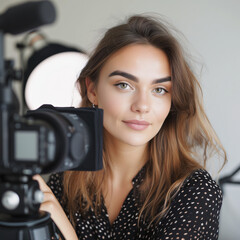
34, 15, 226, 239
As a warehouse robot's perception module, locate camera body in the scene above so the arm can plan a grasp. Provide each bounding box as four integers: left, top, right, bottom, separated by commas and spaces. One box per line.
3, 104, 103, 176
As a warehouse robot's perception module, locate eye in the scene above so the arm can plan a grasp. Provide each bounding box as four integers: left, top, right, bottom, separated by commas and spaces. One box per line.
114, 82, 131, 90
153, 87, 168, 95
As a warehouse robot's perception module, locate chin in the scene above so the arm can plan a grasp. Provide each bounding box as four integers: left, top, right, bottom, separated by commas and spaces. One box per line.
119, 136, 152, 147
104, 129, 155, 147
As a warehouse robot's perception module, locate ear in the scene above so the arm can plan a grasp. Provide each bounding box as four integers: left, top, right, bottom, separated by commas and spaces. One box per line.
85, 77, 98, 105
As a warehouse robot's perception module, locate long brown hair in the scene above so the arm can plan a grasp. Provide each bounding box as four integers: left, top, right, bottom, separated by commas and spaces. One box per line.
63, 15, 227, 226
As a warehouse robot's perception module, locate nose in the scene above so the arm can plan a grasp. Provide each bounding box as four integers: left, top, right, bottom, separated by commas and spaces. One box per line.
131, 90, 150, 114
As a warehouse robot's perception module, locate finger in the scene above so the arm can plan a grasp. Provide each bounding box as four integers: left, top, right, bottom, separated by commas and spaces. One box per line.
39, 200, 65, 222
42, 191, 57, 203
33, 174, 51, 192
39, 200, 56, 215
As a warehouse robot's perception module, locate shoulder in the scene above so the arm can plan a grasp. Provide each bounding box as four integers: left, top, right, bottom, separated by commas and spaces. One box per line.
173, 168, 223, 214
183, 168, 222, 191
181, 168, 222, 204
156, 169, 222, 239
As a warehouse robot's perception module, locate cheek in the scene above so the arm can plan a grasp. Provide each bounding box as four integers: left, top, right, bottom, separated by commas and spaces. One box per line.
154, 98, 171, 123
97, 88, 124, 120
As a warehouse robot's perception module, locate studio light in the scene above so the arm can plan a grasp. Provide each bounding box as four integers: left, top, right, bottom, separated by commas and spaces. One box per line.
20, 31, 88, 110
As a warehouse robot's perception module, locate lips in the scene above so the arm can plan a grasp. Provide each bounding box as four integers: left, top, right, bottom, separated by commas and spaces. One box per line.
122, 120, 150, 130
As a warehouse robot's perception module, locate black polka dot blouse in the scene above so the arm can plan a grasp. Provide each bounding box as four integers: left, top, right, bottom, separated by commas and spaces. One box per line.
48, 168, 222, 239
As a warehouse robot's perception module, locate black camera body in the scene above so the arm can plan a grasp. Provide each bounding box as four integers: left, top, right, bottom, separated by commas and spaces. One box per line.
4, 104, 103, 176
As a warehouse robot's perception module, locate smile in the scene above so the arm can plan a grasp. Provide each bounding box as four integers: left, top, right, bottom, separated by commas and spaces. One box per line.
122, 120, 150, 131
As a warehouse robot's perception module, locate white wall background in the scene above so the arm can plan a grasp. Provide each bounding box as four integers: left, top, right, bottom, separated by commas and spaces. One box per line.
1, 0, 240, 239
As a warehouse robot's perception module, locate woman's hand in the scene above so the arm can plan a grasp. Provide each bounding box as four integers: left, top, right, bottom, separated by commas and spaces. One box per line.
33, 174, 78, 240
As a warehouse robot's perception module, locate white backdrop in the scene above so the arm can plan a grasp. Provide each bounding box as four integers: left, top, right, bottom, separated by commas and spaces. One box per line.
1, 0, 240, 239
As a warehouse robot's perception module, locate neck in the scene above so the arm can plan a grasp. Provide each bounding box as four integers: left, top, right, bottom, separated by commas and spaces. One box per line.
104, 134, 149, 183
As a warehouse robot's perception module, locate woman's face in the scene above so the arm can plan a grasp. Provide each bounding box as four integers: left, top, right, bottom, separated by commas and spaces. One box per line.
89, 44, 172, 147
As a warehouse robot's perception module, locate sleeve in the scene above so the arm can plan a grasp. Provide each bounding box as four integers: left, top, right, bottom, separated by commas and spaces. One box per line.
155, 169, 223, 240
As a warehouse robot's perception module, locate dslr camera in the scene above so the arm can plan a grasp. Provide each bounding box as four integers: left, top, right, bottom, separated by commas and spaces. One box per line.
0, 1, 103, 239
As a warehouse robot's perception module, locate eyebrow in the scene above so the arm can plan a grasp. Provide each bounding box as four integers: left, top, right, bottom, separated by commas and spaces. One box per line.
108, 70, 171, 84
